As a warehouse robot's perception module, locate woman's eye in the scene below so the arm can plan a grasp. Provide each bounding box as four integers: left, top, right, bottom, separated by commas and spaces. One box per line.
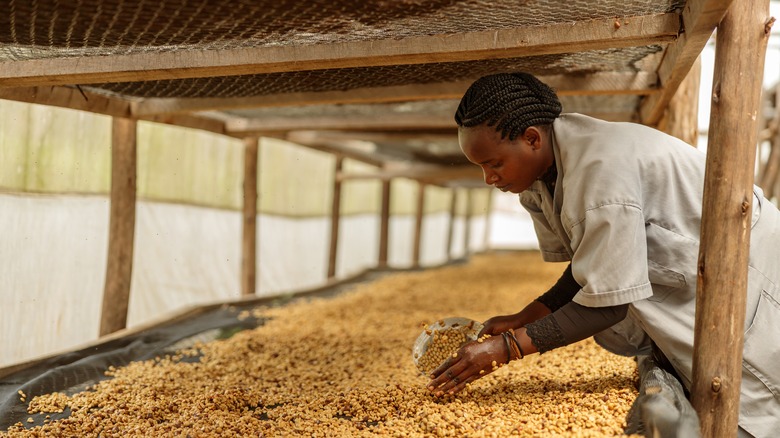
491, 162, 502, 169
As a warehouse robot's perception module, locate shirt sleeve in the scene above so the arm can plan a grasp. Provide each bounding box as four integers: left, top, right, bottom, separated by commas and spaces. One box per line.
536, 263, 580, 312
568, 203, 654, 307
520, 191, 570, 262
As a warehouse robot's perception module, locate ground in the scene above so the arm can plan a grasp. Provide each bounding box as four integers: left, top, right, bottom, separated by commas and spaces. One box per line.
3, 251, 639, 437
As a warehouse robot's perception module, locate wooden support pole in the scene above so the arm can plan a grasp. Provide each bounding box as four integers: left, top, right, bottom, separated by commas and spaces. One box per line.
774, 170, 780, 203
446, 188, 458, 261
761, 133, 780, 200
759, 84, 780, 199
241, 137, 259, 296
463, 189, 473, 257
691, 0, 771, 435
483, 190, 494, 250
657, 56, 702, 147
327, 156, 344, 278
99, 118, 137, 336
412, 182, 426, 268
378, 179, 391, 268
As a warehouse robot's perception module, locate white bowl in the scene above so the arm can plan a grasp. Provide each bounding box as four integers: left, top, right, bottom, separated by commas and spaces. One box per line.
412, 317, 484, 369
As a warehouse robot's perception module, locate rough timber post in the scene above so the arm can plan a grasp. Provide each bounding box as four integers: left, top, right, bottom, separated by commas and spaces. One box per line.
99, 118, 137, 336
446, 188, 458, 260
759, 83, 780, 199
412, 181, 426, 268
241, 137, 259, 296
658, 56, 702, 147
483, 190, 493, 250
463, 189, 473, 256
327, 156, 344, 278
691, 0, 771, 435
378, 178, 391, 268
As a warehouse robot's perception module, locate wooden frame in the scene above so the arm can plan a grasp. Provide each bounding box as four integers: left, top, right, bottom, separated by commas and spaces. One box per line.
327, 156, 345, 279
412, 182, 426, 268
690, 0, 771, 433
242, 137, 259, 296
0, 1, 774, 432
99, 118, 138, 336
0, 14, 678, 87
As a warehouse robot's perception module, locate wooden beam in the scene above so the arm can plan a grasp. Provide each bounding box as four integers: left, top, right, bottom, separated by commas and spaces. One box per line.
287, 130, 464, 167
285, 132, 385, 167
99, 118, 137, 336
281, 110, 634, 143
241, 137, 259, 296
0, 86, 132, 118
131, 72, 658, 116
299, 131, 457, 143
690, 0, 771, 435
132, 82, 471, 116
545, 72, 660, 96
0, 85, 230, 136
327, 156, 345, 279
142, 113, 228, 136
655, 56, 701, 146
639, 0, 735, 125
378, 179, 391, 269
568, 111, 638, 123
412, 182, 426, 268
0, 14, 679, 88
227, 114, 456, 135
0, 86, 633, 141
337, 166, 481, 185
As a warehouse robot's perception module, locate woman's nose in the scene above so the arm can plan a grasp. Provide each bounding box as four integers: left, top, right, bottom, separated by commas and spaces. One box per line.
484, 171, 498, 185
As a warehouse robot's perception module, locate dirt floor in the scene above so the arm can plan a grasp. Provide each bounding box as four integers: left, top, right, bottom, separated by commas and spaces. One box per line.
2, 251, 639, 437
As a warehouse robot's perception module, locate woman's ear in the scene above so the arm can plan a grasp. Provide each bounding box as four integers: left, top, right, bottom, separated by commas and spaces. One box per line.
524, 127, 542, 150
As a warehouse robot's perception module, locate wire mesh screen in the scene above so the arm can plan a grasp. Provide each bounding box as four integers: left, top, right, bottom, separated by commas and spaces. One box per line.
80, 46, 664, 99
1, 0, 684, 61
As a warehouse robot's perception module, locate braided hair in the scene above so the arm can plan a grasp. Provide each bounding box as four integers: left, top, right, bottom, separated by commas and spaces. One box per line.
454, 73, 562, 141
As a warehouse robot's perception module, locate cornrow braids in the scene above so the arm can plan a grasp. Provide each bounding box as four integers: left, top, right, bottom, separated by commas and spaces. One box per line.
455, 72, 562, 141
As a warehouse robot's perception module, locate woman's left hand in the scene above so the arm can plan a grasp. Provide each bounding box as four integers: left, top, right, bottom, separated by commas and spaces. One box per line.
427, 334, 509, 396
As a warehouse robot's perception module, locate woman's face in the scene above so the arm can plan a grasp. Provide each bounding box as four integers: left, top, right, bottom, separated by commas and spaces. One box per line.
458, 124, 553, 194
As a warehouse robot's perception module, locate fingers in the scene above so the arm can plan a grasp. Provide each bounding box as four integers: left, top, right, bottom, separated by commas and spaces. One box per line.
430, 367, 483, 396
478, 320, 496, 338
448, 373, 481, 395
478, 327, 496, 338
428, 356, 464, 389
428, 362, 458, 391
478, 319, 503, 337
429, 354, 460, 379
428, 349, 485, 396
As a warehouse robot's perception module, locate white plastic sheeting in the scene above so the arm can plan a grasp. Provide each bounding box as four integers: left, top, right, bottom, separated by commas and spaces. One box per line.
1, 194, 109, 368
0, 192, 513, 368
128, 201, 243, 326
489, 191, 540, 249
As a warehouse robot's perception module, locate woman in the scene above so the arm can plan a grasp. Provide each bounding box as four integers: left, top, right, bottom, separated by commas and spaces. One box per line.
427, 72, 780, 437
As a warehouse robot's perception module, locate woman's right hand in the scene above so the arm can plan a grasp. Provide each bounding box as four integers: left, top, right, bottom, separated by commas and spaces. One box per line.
428, 334, 509, 396
478, 301, 552, 337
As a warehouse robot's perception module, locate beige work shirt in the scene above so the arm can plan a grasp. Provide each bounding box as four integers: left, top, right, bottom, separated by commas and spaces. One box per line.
519, 113, 780, 437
